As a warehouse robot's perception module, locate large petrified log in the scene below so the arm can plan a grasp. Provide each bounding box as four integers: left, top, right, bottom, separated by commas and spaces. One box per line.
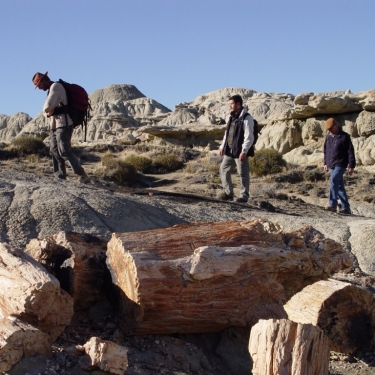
26, 232, 109, 311
0, 316, 52, 373
284, 279, 375, 354
106, 220, 352, 334
249, 319, 329, 375
0, 242, 73, 341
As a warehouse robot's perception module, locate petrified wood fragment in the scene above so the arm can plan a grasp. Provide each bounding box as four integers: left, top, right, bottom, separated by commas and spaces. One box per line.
106, 220, 352, 334
0, 242, 73, 341
26, 232, 108, 311
284, 279, 375, 354
78, 336, 128, 374
249, 319, 329, 375
0, 316, 52, 373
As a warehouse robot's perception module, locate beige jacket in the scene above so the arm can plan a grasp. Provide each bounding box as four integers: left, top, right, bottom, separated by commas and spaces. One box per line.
43, 82, 73, 129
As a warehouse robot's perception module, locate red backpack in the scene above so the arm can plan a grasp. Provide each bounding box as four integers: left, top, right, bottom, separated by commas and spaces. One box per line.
55, 79, 91, 141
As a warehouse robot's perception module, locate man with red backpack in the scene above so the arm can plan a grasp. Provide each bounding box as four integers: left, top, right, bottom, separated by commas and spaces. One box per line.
32, 71, 89, 183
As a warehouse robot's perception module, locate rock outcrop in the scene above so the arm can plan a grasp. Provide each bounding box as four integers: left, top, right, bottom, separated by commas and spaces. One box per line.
0, 112, 32, 142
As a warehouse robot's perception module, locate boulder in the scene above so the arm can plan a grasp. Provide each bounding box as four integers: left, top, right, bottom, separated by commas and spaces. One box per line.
347, 220, 375, 275
106, 220, 352, 334
356, 110, 375, 137
256, 120, 303, 153
293, 91, 362, 117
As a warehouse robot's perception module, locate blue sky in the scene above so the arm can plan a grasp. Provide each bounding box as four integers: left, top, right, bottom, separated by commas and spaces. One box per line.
1, 0, 374, 117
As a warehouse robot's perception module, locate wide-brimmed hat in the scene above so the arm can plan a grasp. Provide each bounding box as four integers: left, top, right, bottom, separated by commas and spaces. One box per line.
324, 118, 336, 130
32, 71, 48, 88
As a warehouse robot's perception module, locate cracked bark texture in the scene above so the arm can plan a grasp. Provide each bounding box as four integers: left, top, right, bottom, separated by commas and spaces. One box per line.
249, 319, 329, 375
285, 279, 375, 354
106, 219, 352, 334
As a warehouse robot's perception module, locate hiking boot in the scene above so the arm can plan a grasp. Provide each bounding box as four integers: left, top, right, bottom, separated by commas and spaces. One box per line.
339, 208, 351, 215
78, 172, 90, 184
235, 197, 248, 203
217, 191, 234, 201
325, 206, 337, 212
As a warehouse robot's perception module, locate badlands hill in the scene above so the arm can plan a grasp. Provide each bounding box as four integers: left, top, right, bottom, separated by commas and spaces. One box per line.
1, 84, 375, 166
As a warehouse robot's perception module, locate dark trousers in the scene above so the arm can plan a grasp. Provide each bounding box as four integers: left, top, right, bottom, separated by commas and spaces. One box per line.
50, 127, 84, 179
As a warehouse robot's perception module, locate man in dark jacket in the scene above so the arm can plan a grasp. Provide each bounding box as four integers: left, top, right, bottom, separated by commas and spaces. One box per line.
324, 118, 355, 214
218, 95, 254, 203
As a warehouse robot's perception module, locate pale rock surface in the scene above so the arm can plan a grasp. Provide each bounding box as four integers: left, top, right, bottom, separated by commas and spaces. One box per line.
351, 89, 375, 111
0, 242, 74, 341
352, 135, 375, 165
256, 119, 303, 154
293, 91, 362, 117
347, 220, 375, 274
249, 319, 329, 375
78, 336, 128, 374
282, 146, 324, 166
17, 112, 49, 139
0, 316, 52, 373
356, 110, 375, 137
0, 113, 32, 142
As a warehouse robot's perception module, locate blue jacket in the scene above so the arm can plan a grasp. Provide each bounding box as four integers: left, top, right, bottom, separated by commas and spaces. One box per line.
324, 128, 356, 169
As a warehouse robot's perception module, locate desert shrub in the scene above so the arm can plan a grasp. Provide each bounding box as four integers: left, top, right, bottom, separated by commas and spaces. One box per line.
110, 161, 137, 186
11, 136, 47, 156
100, 159, 136, 186
124, 155, 152, 173
303, 168, 326, 182
101, 152, 118, 169
274, 169, 304, 184
152, 153, 183, 173
26, 154, 40, 163
185, 155, 221, 175
250, 149, 286, 177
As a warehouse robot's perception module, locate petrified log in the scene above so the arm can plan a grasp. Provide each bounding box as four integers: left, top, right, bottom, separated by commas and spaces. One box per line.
249, 319, 329, 375
0, 316, 52, 373
0, 242, 73, 341
284, 279, 375, 354
26, 231, 108, 311
106, 219, 352, 334
78, 337, 128, 374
